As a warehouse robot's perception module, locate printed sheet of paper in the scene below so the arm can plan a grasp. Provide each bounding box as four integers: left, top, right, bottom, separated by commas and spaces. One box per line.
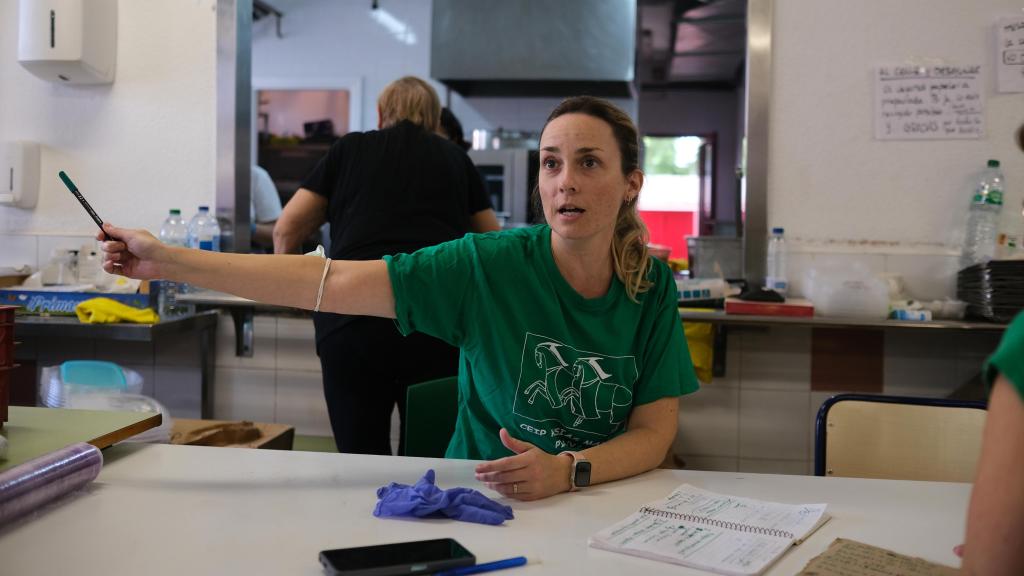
796, 538, 960, 576
656, 484, 829, 541
997, 16, 1024, 93
590, 512, 791, 576
875, 65, 983, 140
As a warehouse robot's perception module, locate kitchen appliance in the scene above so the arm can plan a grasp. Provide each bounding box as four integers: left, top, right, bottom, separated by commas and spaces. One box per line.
468, 149, 539, 227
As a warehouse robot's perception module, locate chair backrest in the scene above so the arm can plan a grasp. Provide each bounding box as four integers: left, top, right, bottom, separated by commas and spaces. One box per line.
814, 393, 987, 482
403, 376, 459, 458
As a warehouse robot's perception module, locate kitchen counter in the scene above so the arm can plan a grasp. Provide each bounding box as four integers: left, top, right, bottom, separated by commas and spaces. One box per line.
679, 309, 1008, 333
178, 290, 301, 357
15, 310, 219, 341
12, 312, 218, 419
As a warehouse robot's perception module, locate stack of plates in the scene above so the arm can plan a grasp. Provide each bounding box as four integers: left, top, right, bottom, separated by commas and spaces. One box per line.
957, 260, 1024, 322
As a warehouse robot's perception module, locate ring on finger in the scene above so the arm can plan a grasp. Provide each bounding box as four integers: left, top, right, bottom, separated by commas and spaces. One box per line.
512, 482, 520, 494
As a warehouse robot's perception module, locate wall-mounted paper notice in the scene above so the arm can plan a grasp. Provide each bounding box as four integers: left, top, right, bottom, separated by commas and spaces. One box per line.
997, 16, 1024, 93
875, 65, 983, 140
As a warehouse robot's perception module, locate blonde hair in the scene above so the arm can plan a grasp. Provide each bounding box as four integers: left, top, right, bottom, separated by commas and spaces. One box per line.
377, 76, 441, 132
539, 96, 652, 302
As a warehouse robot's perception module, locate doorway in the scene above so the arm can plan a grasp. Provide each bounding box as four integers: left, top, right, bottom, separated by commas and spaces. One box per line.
639, 134, 715, 261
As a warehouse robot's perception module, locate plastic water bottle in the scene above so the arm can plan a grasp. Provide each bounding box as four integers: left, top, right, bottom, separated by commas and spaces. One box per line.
765, 227, 788, 297
158, 209, 188, 315
961, 159, 1004, 269
187, 206, 221, 252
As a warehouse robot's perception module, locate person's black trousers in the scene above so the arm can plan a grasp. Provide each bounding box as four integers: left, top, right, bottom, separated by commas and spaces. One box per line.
314, 315, 459, 455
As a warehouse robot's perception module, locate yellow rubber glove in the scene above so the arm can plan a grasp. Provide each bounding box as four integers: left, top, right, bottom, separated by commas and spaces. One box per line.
75, 297, 159, 324
684, 321, 714, 384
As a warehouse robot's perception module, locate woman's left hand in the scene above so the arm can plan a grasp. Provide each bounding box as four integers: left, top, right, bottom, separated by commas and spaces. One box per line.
474, 428, 571, 501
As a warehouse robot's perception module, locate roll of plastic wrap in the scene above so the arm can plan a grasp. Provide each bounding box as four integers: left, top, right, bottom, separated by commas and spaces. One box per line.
0, 442, 103, 525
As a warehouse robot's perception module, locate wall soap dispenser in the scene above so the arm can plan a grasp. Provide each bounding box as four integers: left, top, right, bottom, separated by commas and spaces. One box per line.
0, 142, 41, 209
17, 0, 118, 85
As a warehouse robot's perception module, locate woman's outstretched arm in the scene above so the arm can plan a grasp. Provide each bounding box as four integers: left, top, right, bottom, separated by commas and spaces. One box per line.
99, 223, 395, 318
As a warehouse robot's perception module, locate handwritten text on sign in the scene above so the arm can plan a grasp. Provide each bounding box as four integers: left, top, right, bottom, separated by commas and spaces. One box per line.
875, 65, 983, 140
997, 17, 1024, 93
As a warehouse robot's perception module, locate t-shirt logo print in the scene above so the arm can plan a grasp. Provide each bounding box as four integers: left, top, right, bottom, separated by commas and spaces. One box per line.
515, 332, 636, 435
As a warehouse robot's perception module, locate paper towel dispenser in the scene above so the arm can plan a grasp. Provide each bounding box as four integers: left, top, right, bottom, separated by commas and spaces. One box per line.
17, 0, 117, 85
0, 142, 41, 209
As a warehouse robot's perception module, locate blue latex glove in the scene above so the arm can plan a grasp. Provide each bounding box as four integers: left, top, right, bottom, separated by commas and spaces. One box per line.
373, 469, 514, 526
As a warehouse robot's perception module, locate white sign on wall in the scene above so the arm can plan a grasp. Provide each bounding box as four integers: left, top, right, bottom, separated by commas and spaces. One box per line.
997, 16, 1024, 93
875, 65, 984, 140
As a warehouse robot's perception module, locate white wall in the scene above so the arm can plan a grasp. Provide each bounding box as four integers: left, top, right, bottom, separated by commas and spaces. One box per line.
0, 0, 218, 240
769, 0, 1023, 253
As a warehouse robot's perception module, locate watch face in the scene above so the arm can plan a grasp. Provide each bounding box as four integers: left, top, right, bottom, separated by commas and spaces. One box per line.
574, 461, 592, 487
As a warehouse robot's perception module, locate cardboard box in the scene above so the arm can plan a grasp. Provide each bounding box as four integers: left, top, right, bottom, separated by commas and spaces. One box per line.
170, 418, 295, 450
0, 289, 151, 316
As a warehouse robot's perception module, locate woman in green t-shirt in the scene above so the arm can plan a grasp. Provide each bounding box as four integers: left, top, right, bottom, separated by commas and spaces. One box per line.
98, 96, 698, 501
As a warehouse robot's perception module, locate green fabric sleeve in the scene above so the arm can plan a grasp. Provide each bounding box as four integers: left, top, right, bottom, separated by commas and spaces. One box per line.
983, 312, 1024, 401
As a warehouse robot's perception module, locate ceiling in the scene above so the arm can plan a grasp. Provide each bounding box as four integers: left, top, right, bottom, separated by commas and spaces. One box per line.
254, 0, 747, 90
638, 0, 747, 89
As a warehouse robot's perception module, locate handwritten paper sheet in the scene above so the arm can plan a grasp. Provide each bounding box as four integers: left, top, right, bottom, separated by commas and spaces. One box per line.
997, 16, 1024, 93
796, 538, 960, 576
875, 65, 984, 140
591, 513, 792, 576
658, 484, 829, 541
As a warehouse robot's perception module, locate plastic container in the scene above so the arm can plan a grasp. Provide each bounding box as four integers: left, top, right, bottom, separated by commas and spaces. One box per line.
158, 209, 189, 314
803, 263, 889, 319
685, 236, 742, 279
675, 278, 735, 303
765, 227, 788, 297
961, 159, 1004, 269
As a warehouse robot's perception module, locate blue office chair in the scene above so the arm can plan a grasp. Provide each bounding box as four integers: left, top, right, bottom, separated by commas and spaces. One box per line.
814, 393, 987, 482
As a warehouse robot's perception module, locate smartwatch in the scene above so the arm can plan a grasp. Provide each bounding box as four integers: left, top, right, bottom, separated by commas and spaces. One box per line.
559, 451, 591, 491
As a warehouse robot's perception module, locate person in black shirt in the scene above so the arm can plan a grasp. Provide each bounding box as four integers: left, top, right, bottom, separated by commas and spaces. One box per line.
273, 76, 500, 454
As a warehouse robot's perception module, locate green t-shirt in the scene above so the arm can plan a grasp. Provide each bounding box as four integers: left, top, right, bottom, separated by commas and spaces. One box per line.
984, 311, 1024, 401
385, 225, 699, 460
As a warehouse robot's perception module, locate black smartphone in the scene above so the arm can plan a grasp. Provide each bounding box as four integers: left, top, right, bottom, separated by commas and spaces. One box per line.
57, 170, 109, 240
319, 538, 475, 576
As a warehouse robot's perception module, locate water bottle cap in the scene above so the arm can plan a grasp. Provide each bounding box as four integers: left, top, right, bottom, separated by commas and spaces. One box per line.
772, 227, 784, 235
987, 159, 1000, 168
169, 209, 181, 215
198, 205, 209, 212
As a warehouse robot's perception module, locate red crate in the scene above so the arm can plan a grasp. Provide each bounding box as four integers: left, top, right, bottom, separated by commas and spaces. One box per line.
0, 366, 8, 425
0, 306, 14, 425
0, 305, 14, 367
0, 324, 13, 367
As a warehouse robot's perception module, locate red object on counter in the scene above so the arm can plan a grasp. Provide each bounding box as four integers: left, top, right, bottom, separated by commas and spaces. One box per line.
0, 305, 15, 426
724, 297, 815, 317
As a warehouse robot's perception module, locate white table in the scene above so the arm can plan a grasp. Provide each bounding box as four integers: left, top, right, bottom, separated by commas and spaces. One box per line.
0, 443, 968, 575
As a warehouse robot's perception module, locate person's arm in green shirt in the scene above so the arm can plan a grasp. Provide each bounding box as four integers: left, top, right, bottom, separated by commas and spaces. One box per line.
961, 375, 1024, 575
99, 223, 395, 318
474, 396, 678, 501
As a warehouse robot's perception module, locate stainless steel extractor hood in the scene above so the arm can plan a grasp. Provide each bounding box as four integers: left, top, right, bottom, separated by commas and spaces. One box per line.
431, 0, 637, 98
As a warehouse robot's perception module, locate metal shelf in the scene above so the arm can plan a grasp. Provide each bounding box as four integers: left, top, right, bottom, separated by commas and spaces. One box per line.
679, 309, 1008, 332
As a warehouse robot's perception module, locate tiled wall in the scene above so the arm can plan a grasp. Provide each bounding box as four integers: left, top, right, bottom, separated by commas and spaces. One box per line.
672, 326, 1001, 475
213, 313, 336, 438
0, 233, 99, 271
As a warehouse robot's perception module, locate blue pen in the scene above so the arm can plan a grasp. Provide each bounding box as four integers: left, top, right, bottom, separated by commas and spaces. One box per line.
434, 556, 528, 576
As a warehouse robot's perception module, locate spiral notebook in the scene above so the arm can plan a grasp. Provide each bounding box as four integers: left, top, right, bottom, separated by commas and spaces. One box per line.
589, 484, 830, 576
